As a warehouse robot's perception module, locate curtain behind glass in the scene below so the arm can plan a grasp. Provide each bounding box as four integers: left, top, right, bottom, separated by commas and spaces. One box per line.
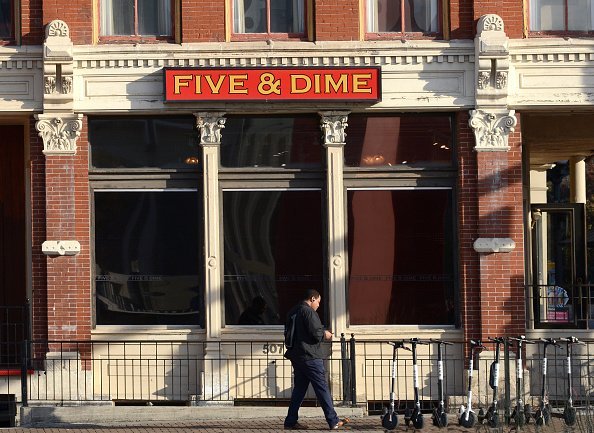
101, 0, 134, 35
530, 0, 564, 30
568, 0, 593, 30
139, 0, 172, 35
234, 0, 266, 33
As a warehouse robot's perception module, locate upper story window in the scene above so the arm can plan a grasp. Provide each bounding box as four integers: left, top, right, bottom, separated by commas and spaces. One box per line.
530, 0, 594, 32
100, 0, 172, 39
0, 0, 14, 41
232, 0, 305, 39
366, 0, 440, 37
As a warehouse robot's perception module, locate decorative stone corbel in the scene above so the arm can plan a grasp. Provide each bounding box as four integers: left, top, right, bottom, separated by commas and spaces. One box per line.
473, 237, 516, 253
475, 14, 509, 108
42, 240, 81, 256
43, 20, 74, 111
35, 114, 83, 155
319, 111, 349, 146
196, 113, 226, 145
469, 109, 517, 152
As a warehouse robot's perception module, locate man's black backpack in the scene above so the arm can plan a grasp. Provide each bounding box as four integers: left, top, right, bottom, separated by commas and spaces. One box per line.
284, 312, 297, 348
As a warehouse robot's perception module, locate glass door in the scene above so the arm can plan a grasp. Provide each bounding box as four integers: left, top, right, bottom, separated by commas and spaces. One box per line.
531, 203, 586, 328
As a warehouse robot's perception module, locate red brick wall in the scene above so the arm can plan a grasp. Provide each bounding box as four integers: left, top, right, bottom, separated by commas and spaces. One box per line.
315, 0, 359, 41
475, 113, 525, 338
21, 0, 44, 44
43, 116, 91, 341
449, 0, 474, 39
41, 0, 93, 44
458, 111, 526, 343
30, 119, 48, 341
182, 0, 225, 42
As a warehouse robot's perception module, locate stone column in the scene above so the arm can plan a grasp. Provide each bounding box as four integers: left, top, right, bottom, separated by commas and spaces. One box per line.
319, 112, 349, 336
570, 156, 586, 204
195, 112, 229, 403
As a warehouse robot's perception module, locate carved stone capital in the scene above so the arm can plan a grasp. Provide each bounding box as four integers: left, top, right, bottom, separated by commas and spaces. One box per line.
195, 113, 226, 145
35, 114, 83, 155
477, 14, 504, 35
469, 109, 517, 152
319, 111, 349, 146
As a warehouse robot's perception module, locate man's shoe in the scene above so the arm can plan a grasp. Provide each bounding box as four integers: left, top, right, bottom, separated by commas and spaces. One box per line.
284, 422, 309, 430
330, 418, 350, 430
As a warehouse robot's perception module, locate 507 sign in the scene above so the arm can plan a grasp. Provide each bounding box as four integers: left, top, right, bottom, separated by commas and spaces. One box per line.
262, 343, 285, 355
164, 67, 381, 102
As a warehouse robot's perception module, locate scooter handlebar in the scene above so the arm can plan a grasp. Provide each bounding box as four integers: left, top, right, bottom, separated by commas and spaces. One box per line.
407, 338, 431, 345
487, 336, 505, 344
429, 339, 454, 345
387, 341, 412, 351
508, 335, 537, 344
559, 336, 586, 345
539, 337, 562, 348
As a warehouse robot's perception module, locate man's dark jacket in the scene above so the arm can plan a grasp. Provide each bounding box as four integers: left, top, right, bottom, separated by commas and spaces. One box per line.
284, 301, 328, 360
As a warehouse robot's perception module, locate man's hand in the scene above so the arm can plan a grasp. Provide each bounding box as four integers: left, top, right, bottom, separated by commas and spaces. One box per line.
324, 330, 333, 340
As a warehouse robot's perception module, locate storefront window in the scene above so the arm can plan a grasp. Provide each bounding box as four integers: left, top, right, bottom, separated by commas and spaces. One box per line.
344, 114, 453, 167
94, 190, 202, 326
89, 116, 199, 169
220, 115, 322, 168
223, 189, 323, 325
347, 189, 455, 325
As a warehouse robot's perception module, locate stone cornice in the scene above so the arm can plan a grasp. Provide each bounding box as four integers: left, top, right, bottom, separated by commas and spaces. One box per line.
0, 47, 43, 70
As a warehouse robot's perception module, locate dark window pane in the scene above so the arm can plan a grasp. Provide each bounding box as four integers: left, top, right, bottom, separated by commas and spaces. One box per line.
95, 191, 202, 325
110, 0, 135, 35
375, 0, 402, 32
407, 0, 438, 32
221, 115, 322, 168
89, 116, 200, 169
345, 114, 452, 167
138, 0, 171, 35
223, 190, 324, 325
0, 0, 12, 38
347, 189, 455, 325
270, 0, 303, 33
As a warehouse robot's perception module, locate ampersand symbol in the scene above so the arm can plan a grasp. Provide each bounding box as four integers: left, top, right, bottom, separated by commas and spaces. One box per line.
258, 73, 281, 95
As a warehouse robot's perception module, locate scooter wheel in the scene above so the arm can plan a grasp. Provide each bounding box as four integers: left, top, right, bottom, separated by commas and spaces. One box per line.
487, 412, 500, 428
381, 412, 398, 430
412, 413, 424, 429
459, 412, 476, 428
543, 406, 551, 425
535, 409, 544, 426
564, 406, 577, 426
514, 409, 525, 427
524, 403, 533, 424
438, 413, 448, 428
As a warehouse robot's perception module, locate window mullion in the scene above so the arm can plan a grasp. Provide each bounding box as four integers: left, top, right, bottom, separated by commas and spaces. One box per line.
266, 0, 272, 34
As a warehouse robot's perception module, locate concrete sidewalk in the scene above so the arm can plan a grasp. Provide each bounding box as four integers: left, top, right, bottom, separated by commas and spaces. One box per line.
12, 406, 573, 432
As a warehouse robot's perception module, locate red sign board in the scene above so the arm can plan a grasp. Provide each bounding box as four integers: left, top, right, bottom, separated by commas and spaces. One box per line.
164, 67, 381, 102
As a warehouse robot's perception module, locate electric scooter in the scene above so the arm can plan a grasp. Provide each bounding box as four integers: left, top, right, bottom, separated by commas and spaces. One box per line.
509, 335, 534, 427
533, 338, 560, 426
381, 341, 410, 430
458, 339, 485, 428
404, 338, 430, 429
482, 337, 505, 427
560, 336, 584, 427
431, 339, 453, 428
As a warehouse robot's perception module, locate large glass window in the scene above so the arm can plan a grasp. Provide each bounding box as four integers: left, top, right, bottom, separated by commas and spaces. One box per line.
530, 0, 594, 31
94, 190, 202, 326
347, 189, 455, 325
345, 114, 453, 167
223, 190, 323, 325
221, 115, 321, 168
89, 116, 199, 169
233, 0, 305, 37
366, 0, 439, 35
100, 0, 172, 37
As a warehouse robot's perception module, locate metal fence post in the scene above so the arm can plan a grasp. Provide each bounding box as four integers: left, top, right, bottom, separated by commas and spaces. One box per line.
20, 339, 28, 407
504, 337, 510, 424
340, 333, 350, 405
349, 334, 356, 406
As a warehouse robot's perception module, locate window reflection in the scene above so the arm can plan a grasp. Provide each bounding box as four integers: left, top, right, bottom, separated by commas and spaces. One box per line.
221, 115, 321, 168
223, 190, 323, 325
94, 191, 202, 325
347, 189, 455, 325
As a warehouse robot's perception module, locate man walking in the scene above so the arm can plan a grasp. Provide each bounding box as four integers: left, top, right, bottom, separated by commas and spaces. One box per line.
283, 289, 348, 430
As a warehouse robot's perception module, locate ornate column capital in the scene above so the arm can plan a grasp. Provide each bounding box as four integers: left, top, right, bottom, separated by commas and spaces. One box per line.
35, 114, 83, 155
195, 112, 226, 145
469, 109, 517, 152
319, 111, 349, 147
475, 14, 509, 109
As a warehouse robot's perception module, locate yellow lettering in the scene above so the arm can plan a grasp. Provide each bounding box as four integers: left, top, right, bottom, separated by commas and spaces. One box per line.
205, 75, 226, 94
352, 73, 373, 93
291, 74, 312, 94
229, 74, 248, 94
173, 75, 193, 94
325, 74, 348, 93
314, 74, 321, 93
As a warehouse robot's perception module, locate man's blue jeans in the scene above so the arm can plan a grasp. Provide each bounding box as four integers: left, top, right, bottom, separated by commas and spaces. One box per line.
284, 358, 339, 428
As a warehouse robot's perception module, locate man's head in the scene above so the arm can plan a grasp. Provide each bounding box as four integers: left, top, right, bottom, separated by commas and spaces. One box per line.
303, 289, 321, 311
